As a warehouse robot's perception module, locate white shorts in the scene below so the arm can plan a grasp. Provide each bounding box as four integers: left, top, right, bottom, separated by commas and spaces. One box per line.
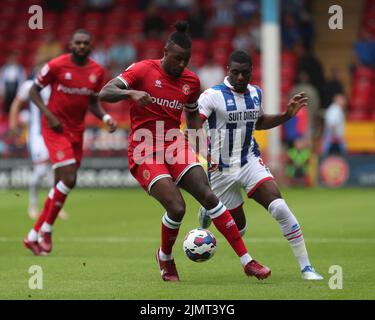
28, 133, 49, 164
208, 155, 274, 210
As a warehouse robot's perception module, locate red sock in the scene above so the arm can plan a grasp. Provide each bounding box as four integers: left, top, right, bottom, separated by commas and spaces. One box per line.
45, 181, 70, 225
161, 224, 180, 255
34, 196, 53, 232
161, 214, 181, 255
212, 210, 248, 257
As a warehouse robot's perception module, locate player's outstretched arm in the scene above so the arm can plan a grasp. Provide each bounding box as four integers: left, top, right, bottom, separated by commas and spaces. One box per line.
99, 78, 152, 106
29, 83, 62, 132
256, 92, 308, 130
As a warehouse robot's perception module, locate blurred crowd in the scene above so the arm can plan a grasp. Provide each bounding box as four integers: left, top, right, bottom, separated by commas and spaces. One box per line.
0, 0, 317, 116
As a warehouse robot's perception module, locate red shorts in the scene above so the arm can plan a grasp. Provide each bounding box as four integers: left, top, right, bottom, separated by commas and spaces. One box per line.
42, 126, 83, 170
128, 141, 201, 193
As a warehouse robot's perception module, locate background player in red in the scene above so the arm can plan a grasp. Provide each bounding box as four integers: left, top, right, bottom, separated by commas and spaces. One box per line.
99, 21, 271, 282
23, 29, 117, 256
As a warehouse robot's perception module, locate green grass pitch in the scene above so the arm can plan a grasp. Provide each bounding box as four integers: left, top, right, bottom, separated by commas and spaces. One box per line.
0, 187, 374, 300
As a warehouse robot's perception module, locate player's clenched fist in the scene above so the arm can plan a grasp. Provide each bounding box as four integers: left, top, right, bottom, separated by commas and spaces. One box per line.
103, 114, 117, 133
129, 90, 152, 107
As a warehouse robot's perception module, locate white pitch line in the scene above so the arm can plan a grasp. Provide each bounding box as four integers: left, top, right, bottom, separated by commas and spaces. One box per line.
0, 237, 375, 244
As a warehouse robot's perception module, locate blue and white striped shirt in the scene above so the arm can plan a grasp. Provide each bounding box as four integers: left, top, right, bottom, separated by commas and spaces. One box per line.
198, 77, 263, 171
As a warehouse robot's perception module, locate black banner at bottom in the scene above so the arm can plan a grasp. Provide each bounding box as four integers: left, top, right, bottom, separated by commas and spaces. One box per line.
1, 300, 373, 318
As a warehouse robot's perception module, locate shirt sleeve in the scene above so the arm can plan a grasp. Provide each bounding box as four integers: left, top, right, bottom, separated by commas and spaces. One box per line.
254, 85, 264, 116
117, 62, 143, 88
35, 61, 57, 88
198, 89, 215, 120
17, 80, 33, 102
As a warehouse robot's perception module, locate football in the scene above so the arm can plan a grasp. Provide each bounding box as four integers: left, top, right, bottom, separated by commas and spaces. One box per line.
183, 228, 217, 262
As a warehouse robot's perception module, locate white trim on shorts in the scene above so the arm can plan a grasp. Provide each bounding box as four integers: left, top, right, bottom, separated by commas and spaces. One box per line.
246, 176, 274, 198
52, 158, 76, 170
175, 162, 202, 185
147, 174, 172, 194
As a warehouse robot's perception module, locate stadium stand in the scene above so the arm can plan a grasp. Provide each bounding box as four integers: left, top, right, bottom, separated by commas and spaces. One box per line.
349, 0, 375, 121
2, 0, 348, 157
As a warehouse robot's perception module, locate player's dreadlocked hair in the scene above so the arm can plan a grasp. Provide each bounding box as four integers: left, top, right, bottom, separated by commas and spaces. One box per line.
228, 50, 253, 67
167, 21, 192, 49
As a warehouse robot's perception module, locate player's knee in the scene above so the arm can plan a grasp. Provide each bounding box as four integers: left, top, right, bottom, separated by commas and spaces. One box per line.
200, 190, 219, 209
268, 198, 292, 220
167, 201, 186, 220
62, 173, 77, 189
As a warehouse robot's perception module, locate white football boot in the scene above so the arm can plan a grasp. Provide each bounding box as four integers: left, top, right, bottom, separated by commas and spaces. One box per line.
301, 266, 324, 280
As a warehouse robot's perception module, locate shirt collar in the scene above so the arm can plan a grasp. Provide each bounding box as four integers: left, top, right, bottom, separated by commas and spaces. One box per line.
224, 76, 234, 90
223, 76, 249, 93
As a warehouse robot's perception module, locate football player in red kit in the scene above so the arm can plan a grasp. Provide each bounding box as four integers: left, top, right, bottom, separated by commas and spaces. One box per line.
23, 29, 117, 256
99, 21, 271, 282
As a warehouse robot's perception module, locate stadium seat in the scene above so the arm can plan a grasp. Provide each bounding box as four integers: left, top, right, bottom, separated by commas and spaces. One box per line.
353, 66, 375, 79
252, 65, 261, 84
192, 39, 208, 54
348, 109, 370, 121
210, 37, 233, 50
165, 11, 189, 28
350, 85, 372, 112
252, 53, 261, 66
190, 52, 207, 68
213, 26, 235, 40
126, 11, 147, 28
212, 50, 229, 68
349, 67, 375, 116
137, 39, 164, 60
281, 65, 296, 82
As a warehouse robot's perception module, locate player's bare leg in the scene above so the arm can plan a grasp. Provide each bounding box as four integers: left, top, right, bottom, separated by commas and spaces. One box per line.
179, 166, 271, 280
150, 177, 186, 281
252, 180, 323, 280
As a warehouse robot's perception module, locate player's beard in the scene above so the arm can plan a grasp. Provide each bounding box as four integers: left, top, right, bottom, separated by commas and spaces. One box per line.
229, 79, 247, 92
233, 83, 247, 92
72, 50, 90, 64
172, 69, 183, 78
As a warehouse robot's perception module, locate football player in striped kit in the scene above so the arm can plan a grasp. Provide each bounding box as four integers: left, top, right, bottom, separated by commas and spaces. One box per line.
194, 50, 323, 280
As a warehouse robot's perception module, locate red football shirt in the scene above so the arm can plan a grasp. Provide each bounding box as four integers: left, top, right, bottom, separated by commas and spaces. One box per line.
118, 59, 200, 149
35, 53, 104, 134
